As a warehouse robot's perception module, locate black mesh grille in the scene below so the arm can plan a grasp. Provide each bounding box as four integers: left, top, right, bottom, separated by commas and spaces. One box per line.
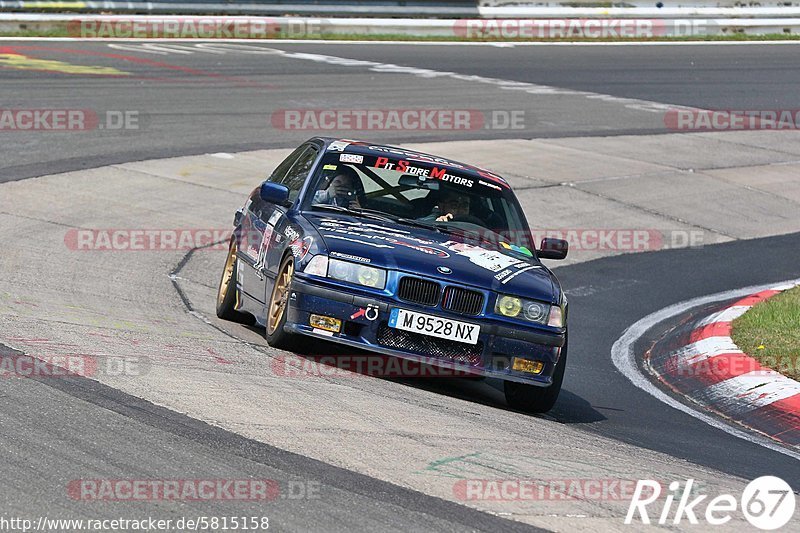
377, 324, 483, 366
397, 277, 440, 307
442, 286, 484, 316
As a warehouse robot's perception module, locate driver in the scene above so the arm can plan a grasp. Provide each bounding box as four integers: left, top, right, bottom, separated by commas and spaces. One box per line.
313, 166, 362, 209
419, 189, 471, 222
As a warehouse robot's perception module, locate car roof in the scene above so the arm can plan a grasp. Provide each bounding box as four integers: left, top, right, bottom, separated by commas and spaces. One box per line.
312, 137, 510, 189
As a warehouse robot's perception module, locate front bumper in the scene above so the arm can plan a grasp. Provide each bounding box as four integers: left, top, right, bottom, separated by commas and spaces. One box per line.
286, 274, 565, 386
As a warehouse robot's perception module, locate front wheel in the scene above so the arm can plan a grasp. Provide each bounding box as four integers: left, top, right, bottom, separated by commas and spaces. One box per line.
216, 237, 251, 324
503, 335, 567, 413
265, 254, 298, 350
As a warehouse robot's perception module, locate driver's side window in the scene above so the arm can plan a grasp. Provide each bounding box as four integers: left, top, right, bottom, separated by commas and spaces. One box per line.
269, 146, 306, 183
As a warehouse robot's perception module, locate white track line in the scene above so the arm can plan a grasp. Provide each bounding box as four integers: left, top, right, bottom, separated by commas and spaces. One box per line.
96, 40, 701, 114
244, 46, 698, 114
611, 277, 800, 461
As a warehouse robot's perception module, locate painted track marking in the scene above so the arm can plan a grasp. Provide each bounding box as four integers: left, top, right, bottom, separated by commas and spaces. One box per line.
98, 41, 698, 115
611, 277, 800, 461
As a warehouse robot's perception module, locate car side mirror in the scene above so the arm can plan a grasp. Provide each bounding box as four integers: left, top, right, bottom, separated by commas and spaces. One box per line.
260, 182, 290, 206
538, 238, 568, 260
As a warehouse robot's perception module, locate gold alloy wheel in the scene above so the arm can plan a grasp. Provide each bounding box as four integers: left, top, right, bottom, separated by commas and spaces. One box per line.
218, 239, 237, 307
267, 257, 294, 336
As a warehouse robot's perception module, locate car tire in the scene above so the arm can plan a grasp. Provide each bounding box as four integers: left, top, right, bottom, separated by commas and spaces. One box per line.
216, 236, 251, 324
265, 253, 299, 350
503, 333, 567, 414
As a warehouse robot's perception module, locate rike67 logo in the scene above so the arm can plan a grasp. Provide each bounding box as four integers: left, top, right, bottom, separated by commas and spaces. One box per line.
626, 477, 795, 530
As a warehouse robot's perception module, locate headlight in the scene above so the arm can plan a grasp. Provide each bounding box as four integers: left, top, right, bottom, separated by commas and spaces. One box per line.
496, 295, 522, 317
495, 294, 561, 327
327, 258, 386, 289
357, 266, 382, 287
523, 301, 547, 322
330, 259, 352, 280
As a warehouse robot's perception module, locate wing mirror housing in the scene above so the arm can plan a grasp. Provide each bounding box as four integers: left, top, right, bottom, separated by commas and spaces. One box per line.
538, 238, 568, 260
260, 182, 290, 206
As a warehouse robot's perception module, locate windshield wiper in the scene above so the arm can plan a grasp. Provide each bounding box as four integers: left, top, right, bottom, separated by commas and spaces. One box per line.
311, 204, 445, 233
340, 205, 443, 231
310, 204, 388, 221
350, 207, 402, 223
310, 203, 356, 214
394, 217, 444, 233
359, 209, 444, 233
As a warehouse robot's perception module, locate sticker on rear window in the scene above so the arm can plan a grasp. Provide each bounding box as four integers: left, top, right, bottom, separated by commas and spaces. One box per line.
340, 154, 363, 164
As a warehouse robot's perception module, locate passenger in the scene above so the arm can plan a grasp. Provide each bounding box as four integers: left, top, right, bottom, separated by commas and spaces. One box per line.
419, 189, 471, 222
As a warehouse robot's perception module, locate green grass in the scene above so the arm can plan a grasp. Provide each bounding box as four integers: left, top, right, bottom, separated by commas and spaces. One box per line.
0, 28, 70, 38
732, 286, 800, 381
1, 28, 800, 41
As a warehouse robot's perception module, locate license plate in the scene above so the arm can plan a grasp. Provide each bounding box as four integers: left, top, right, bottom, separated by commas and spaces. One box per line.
388, 308, 480, 345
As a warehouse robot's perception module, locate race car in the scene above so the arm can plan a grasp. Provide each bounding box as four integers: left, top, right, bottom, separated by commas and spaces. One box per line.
216, 138, 569, 413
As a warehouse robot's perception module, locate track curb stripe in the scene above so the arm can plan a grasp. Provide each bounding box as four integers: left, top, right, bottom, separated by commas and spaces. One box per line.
651, 283, 800, 446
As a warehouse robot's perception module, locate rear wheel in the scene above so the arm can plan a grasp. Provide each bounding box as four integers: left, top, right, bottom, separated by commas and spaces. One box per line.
503, 334, 567, 413
265, 254, 298, 350
216, 237, 250, 323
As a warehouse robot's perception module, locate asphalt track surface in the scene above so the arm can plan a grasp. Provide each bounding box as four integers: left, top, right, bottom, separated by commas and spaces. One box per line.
1, 40, 800, 529
3, 41, 800, 181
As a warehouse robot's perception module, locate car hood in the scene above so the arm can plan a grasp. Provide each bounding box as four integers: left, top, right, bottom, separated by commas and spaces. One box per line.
306, 213, 557, 303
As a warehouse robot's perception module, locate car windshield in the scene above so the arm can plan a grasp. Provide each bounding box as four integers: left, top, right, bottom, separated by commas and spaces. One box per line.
303, 151, 533, 251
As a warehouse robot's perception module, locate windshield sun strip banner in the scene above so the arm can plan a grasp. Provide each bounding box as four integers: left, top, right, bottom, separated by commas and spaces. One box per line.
331, 153, 510, 191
